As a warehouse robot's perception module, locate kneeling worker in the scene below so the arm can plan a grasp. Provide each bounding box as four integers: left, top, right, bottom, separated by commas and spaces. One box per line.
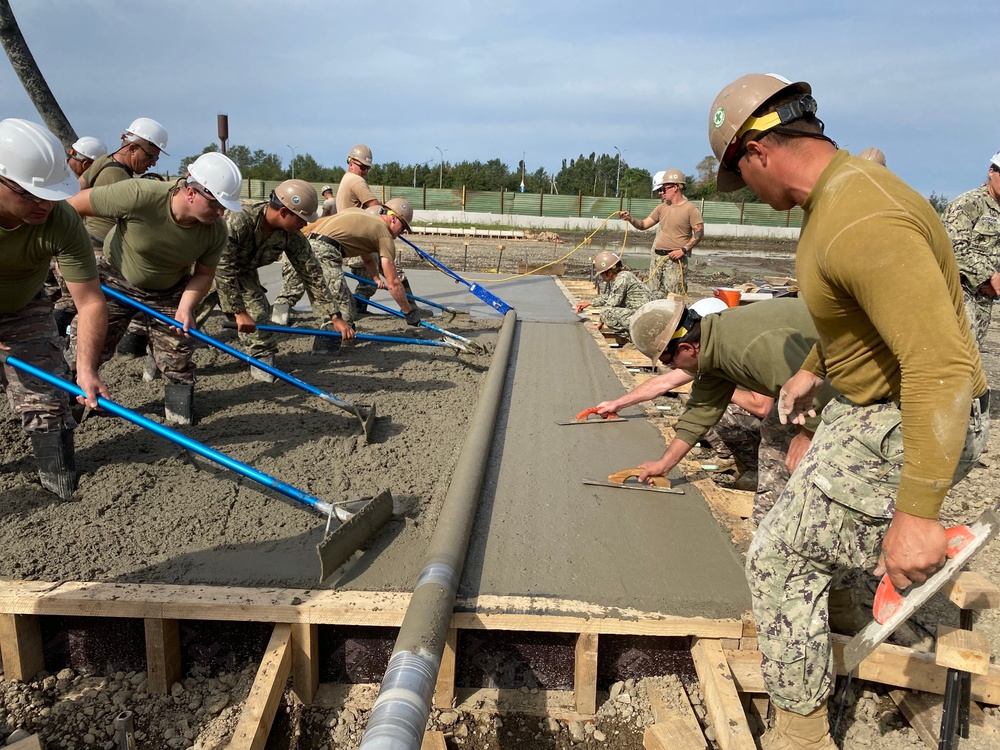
574, 252, 652, 338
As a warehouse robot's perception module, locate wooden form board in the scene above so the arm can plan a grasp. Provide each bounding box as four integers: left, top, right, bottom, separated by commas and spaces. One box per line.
935, 624, 992, 675
646, 679, 706, 750
228, 623, 293, 750
691, 639, 756, 750
889, 689, 993, 748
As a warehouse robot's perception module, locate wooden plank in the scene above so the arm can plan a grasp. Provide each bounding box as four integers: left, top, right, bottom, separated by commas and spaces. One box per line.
228, 623, 293, 750
574, 632, 599, 715
291, 622, 318, 705
690, 639, 755, 750
935, 625, 991, 676
433, 628, 457, 709
645, 720, 706, 750
421, 730, 448, 750
5, 735, 42, 750
646, 678, 705, 742
940, 571, 1000, 611
143, 618, 180, 694
889, 689, 992, 748
0, 613, 44, 681
724, 635, 1000, 705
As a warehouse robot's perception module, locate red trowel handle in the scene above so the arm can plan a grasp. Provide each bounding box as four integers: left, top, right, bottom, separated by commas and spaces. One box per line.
576, 407, 617, 422
871, 524, 976, 624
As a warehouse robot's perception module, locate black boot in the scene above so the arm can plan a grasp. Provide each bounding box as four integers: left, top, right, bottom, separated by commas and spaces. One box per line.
117, 331, 149, 358
164, 384, 194, 425
30, 430, 77, 500
312, 324, 341, 355
52, 309, 74, 336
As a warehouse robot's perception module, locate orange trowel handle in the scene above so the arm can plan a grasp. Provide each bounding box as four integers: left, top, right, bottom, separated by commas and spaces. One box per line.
608, 468, 671, 489
871, 524, 975, 624
576, 407, 617, 421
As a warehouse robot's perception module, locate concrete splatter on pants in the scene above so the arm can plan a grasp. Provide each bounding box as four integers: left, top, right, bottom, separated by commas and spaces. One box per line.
0, 292, 76, 433
597, 306, 638, 337
197, 278, 275, 359
746, 396, 989, 714
963, 289, 993, 352
66, 260, 196, 385
647, 249, 686, 298
275, 239, 355, 324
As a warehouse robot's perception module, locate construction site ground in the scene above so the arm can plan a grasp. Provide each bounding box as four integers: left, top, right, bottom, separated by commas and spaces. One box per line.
1, 233, 999, 749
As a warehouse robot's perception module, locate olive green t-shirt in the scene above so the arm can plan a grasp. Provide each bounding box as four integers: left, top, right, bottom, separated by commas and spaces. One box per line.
0, 201, 97, 313
79, 153, 134, 242
797, 150, 987, 518
91, 179, 226, 290
303, 209, 397, 262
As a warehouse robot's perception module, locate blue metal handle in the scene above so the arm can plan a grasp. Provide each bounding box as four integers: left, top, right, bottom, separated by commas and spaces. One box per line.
398, 236, 512, 315
243, 322, 451, 349
0, 351, 334, 516
344, 271, 462, 316
101, 285, 356, 412
352, 294, 475, 346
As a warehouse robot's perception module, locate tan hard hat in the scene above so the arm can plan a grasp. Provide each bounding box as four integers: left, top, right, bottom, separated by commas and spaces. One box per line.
857, 147, 886, 166
708, 73, 811, 192
629, 297, 686, 366
593, 251, 621, 272
273, 179, 318, 220
321, 185, 333, 195
662, 168, 686, 186
383, 197, 413, 232
347, 144, 374, 167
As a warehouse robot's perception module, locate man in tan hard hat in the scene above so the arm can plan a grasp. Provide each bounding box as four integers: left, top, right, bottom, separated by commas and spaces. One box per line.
320, 185, 337, 217
573, 251, 651, 338
943, 148, 1000, 352
277, 198, 420, 329
618, 168, 704, 298
196, 179, 352, 382
336, 144, 386, 313
708, 73, 988, 748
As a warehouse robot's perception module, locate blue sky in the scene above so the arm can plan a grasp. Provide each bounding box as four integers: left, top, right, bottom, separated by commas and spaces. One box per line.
3, 0, 998, 200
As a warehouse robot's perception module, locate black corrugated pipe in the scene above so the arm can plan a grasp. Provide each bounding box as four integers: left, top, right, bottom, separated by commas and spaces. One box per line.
359, 309, 517, 750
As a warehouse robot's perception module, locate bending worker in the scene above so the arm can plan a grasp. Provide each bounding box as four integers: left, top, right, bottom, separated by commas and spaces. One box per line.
199, 179, 352, 382
66, 152, 243, 425
274, 199, 421, 329
708, 72, 988, 748
0, 119, 109, 498
574, 251, 652, 338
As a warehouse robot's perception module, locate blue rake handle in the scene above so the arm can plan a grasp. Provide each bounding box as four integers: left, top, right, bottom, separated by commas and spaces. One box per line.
344, 271, 467, 317
398, 235, 512, 315
351, 293, 481, 350
224, 321, 467, 352
100, 285, 371, 432
0, 351, 341, 521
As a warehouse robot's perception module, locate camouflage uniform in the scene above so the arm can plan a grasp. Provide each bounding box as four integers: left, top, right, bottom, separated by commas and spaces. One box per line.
275, 235, 357, 323
747, 395, 989, 714
67, 259, 196, 385
0, 292, 77, 433
202, 202, 336, 357
647, 250, 686, 299
943, 185, 1000, 349
588, 270, 652, 336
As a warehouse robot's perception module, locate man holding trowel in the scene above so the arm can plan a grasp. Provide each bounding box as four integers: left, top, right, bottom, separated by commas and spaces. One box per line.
0, 119, 109, 499
708, 73, 988, 748
197, 179, 352, 382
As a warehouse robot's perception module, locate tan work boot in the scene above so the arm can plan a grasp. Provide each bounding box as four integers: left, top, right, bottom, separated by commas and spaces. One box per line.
828, 586, 870, 636
762, 705, 837, 750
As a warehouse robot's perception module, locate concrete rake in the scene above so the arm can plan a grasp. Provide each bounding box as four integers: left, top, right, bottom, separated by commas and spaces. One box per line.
0, 351, 392, 582
351, 294, 488, 355
344, 270, 470, 321
223, 321, 470, 353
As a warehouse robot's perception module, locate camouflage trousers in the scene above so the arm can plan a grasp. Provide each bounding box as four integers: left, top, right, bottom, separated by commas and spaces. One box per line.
647, 248, 687, 298
597, 306, 638, 337
66, 259, 196, 385
197, 276, 275, 359
275, 238, 354, 323
0, 292, 77, 434
963, 289, 993, 352
713, 402, 798, 526
747, 394, 990, 714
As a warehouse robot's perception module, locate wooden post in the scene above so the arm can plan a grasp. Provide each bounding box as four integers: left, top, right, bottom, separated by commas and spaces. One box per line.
691, 638, 755, 750
0, 614, 44, 682
500, 187, 504, 215
539, 189, 544, 217
422, 183, 427, 210
738, 200, 745, 225
574, 632, 599, 714
291, 622, 319, 705
578, 191, 583, 217
229, 623, 293, 750
433, 628, 457, 709
144, 618, 181, 694
462, 185, 466, 211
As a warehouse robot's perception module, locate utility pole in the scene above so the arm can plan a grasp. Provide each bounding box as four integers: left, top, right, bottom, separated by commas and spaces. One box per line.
286, 145, 297, 179
435, 146, 447, 189
614, 146, 622, 198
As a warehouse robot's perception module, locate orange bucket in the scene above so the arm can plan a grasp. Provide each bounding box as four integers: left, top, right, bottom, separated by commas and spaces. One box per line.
714, 287, 741, 307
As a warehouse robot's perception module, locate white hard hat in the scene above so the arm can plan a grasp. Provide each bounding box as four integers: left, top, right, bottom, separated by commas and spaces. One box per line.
629, 297, 685, 365
990, 150, 1000, 171
70, 136, 107, 161
689, 297, 729, 318
651, 170, 667, 192
187, 152, 243, 212
125, 117, 169, 154
0, 118, 80, 201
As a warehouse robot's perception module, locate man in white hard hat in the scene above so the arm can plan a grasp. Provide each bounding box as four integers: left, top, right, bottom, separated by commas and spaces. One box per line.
618, 168, 704, 298
200, 179, 353, 381
320, 185, 337, 217
573, 251, 651, 338
943, 149, 1000, 352
66, 152, 243, 425
66, 136, 108, 178
708, 73, 988, 748
0, 119, 109, 499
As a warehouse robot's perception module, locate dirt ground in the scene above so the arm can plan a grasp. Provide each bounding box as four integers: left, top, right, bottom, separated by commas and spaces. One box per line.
2, 234, 1000, 749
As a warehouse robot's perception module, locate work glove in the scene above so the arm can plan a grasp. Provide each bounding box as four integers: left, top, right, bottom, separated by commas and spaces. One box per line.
404, 309, 421, 327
